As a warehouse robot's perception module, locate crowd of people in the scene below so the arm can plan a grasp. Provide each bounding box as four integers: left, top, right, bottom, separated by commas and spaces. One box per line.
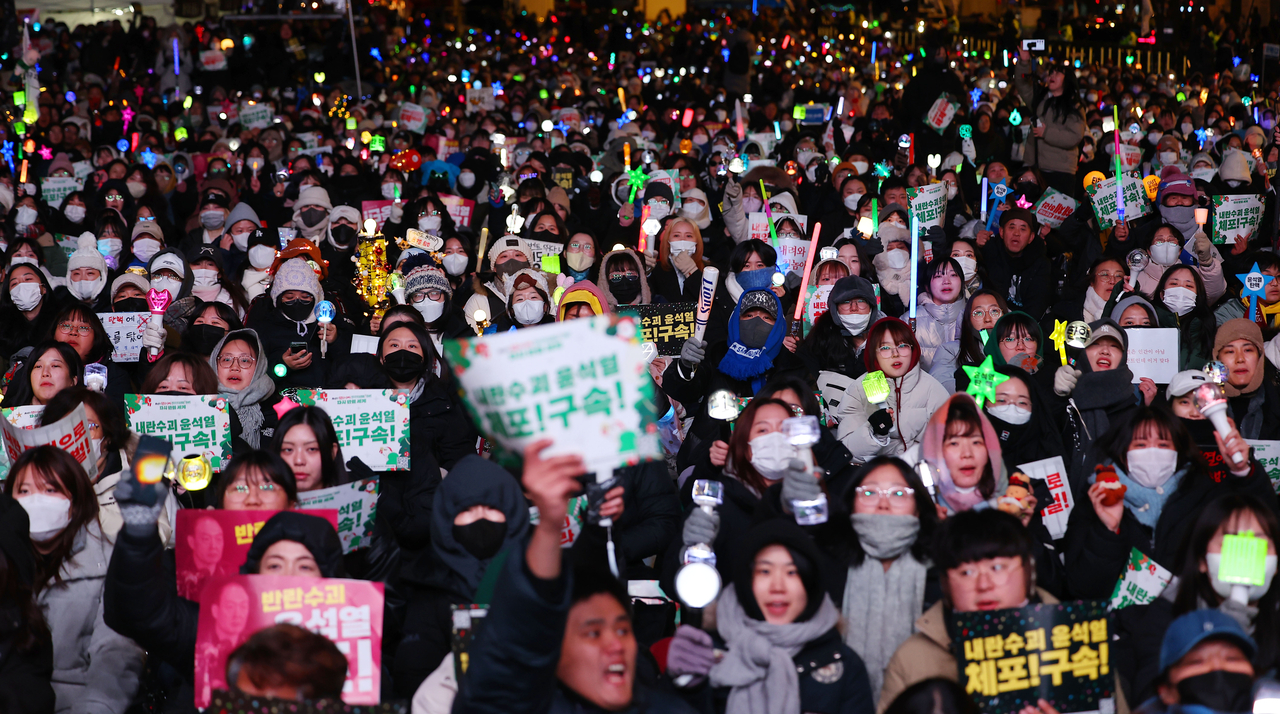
1, 1, 1280, 713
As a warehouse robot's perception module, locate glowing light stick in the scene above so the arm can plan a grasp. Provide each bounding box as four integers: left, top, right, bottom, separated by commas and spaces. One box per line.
146, 288, 172, 359
315, 300, 335, 358
793, 223, 823, 322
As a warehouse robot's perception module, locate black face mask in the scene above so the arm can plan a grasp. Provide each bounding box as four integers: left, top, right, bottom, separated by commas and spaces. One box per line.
739, 316, 774, 349
301, 208, 327, 227
330, 224, 357, 248
1176, 670, 1254, 713
185, 324, 227, 355
114, 297, 147, 312
280, 298, 315, 322
531, 229, 557, 243
496, 259, 529, 276
609, 273, 641, 304
452, 519, 507, 560
383, 349, 426, 383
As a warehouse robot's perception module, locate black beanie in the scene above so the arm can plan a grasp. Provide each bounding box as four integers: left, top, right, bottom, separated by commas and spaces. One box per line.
240, 511, 345, 578
731, 517, 827, 623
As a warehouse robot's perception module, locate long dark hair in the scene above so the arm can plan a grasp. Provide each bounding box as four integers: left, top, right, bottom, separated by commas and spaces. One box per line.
211, 450, 299, 508
1096, 405, 1207, 477
0, 528, 49, 654
6, 340, 82, 407
1171, 495, 1280, 672
270, 406, 349, 490
377, 320, 439, 382
46, 303, 111, 364
1151, 264, 1215, 360
725, 397, 794, 495
728, 239, 777, 272
2, 446, 100, 592
837, 456, 939, 568
1037, 63, 1084, 123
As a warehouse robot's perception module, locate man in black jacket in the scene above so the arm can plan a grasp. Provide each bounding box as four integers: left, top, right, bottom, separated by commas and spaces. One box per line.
980, 207, 1054, 319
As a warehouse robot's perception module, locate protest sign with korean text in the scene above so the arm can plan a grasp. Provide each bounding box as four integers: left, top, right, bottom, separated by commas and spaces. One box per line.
194, 575, 384, 707
298, 477, 380, 553
926, 94, 960, 133
1034, 189, 1079, 229
524, 239, 564, 267
1, 404, 98, 480
1124, 328, 1179, 384
174, 509, 339, 602
1246, 440, 1280, 493
952, 601, 1113, 714
803, 284, 834, 334
1018, 456, 1073, 541
439, 194, 475, 228
465, 88, 496, 114
2, 406, 43, 429
199, 49, 227, 71
361, 200, 394, 230
98, 312, 147, 363
907, 182, 947, 230
398, 102, 428, 134
1086, 174, 1152, 230
124, 394, 232, 471
286, 390, 410, 471
633, 303, 696, 356
749, 212, 809, 274
1212, 194, 1263, 246
41, 176, 82, 207
1108, 549, 1173, 611
239, 102, 273, 130
444, 315, 662, 473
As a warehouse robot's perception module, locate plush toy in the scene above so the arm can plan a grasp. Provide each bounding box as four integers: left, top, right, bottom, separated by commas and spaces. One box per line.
997, 472, 1035, 515
1095, 464, 1127, 507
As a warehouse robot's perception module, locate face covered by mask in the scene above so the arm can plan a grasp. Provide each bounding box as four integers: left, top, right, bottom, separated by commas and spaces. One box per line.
383, 348, 427, 383
986, 403, 1032, 425
609, 274, 641, 304
151, 276, 182, 299
1150, 241, 1182, 266
10, 282, 42, 311
246, 245, 276, 271
741, 196, 763, 214
748, 432, 796, 481
131, 238, 162, 264
513, 299, 545, 325
457, 172, 477, 189
843, 192, 864, 211
442, 253, 469, 276
1175, 670, 1255, 714
645, 200, 671, 221
114, 297, 148, 313
15, 206, 37, 227
380, 183, 402, 201
70, 274, 105, 301
1164, 286, 1197, 316
1125, 447, 1179, 489
1160, 204, 1199, 240
185, 323, 227, 354
452, 519, 507, 560
279, 296, 315, 322
738, 315, 774, 348
330, 224, 357, 249
953, 256, 978, 280
736, 268, 775, 292
1159, 151, 1180, 167
415, 297, 445, 323
64, 204, 86, 224
18, 494, 71, 541
838, 311, 872, 335
418, 215, 442, 233
883, 248, 910, 271
200, 210, 225, 231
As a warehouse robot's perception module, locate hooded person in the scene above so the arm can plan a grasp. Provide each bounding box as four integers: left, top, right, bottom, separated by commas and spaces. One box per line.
557, 280, 612, 321
239, 228, 278, 302
795, 275, 885, 409
223, 202, 262, 255
500, 268, 554, 330
319, 204, 364, 311
208, 328, 282, 451
1218, 148, 1255, 193
392, 455, 531, 698
680, 187, 713, 230
597, 247, 651, 308
249, 257, 345, 389
239, 511, 345, 577
1053, 319, 1143, 474
1188, 152, 1218, 184
919, 393, 1009, 514
63, 233, 110, 308
1156, 169, 1202, 242
869, 203, 915, 306
462, 234, 534, 331
292, 186, 334, 241
1216, 319, 1280, 441
186, 244, 240, 312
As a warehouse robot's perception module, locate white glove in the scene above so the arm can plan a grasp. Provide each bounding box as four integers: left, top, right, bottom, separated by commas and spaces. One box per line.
389, 202, 404, 223
962, 137, 977, 163
143, 318, 166, 352
1053, 365, 1081, 397
723, 178, 742, 204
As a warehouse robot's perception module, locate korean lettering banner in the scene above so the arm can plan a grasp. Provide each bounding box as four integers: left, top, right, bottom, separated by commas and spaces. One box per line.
1246, 440, 1280, 493
41, 176, 82, 207
804, 284, 834, 332
1034, 188, 1079, 229
1108, 549, 1173, 611
524, 239, 564, 267
361, 200, 394, 230
907, 182, 947, 230
1211, 194, 1263, 246
1117, 144, 1143, 171
398, 102, 428, 134
438, 194, 475, 228
174, 509, 339, 602
748, 212, 808, 247
925, 94, 959, 134
952, 601, 1113, 714
199, 49, 228, 71
124, 394, 232, 471
287, 390, 410, 471
1, 404, 98, 480
297, 477, 380, 553
444, 315, 662, 473
239, 102, 273, 130
97, 312, 147, 363
1124, 328, 1179, 384
1086, 174, 1152, 230
194, 575, 384, 707
2, 406, 43, 429
1018, 456, 1073, 541
464, 88, 496, 115
633, 303, 696, 356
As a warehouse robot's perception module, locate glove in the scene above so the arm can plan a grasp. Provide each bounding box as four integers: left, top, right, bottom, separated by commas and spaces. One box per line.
143, 319, 166, 361
1193, 230, 1213, 264
953, 212, 969, 228
961, 137, 977, 163
869, 409, 893, 437
682, 506, 719, 547
780, 458, 822, 506
672, 251, 697, 277
723, 178, 742, 203
115, 472, 167, 538
1054, 365, 1082, 396
667, 625, 715, 686
679, 336, 706, 372
389, 202, 404, 223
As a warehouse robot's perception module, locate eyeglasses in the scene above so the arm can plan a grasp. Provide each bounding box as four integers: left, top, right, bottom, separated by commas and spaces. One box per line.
609, 271, 638, 280
410, 289, 444, 304
876, 342, 912, 356
971, 308, 1004, 320
953, 559, 1023, 584
138, 215, 156, 222
58, 322, 92, 336
1001, 336, 1037, 347
105, 193, 124, 201
218, 354, 257, 369
230, 482, 277, 494
1096, 271, 1124, 280
567, 242, 594, 253
419, 209, 442, 218
854, 486, 916, 502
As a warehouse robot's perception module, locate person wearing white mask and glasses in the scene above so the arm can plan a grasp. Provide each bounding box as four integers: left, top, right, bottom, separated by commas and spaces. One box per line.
403, 260, 469, 351
129, 221, 167, 270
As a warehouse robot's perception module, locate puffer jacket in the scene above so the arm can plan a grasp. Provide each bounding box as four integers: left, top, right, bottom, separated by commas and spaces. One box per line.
42, 522, 145, 714
913, 297, 965, 392
835, 363, 950, 463
1013, 65, 1085, 175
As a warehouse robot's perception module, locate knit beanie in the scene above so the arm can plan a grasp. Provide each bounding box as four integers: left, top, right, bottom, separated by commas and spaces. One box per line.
487, 235, 535, 270
67, 232, 108, 275
269, 257, 323, 304
404, 265, 452, 299
1214, 318, 1265, 396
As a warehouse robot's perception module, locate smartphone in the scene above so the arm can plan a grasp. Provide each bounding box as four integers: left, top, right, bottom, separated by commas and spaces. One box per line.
1022, 39, 1046, 52
289, 341, 309, 354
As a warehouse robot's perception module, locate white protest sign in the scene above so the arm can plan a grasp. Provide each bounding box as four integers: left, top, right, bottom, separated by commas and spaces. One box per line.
239, 102, 273, 129
746, 131, 777, 157
925, 94, 959, 134
464, 88, 496, 115
1117, 143, 1143, 171
2, 406, 43, 428
1212, 194, 1263, 246
124, 394, 232, 471
1018, 456, 1072, 540
1124, 328, 1179, 384
398, 102, 428, 134
199, 49, 227, 71
443, 315, 662, 473
1108, 548, 1173, 611
804, 284, 833, 328
907, 182, 947, 230
288, 390, 411, 470
1086, 173, 1152, 229
525, 239, 564, 267
297, 476, 380, 553
41, 176, 81, 207
72, 160, 94, 182
1, 403, 98, 480
97, 312, 147, 363
1034, 187, 1079, 229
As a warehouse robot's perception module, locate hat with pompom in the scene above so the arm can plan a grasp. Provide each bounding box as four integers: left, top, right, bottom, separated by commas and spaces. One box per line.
67, 232, 108, 276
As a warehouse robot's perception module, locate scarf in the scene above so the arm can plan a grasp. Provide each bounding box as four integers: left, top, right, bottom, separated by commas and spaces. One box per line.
710, 585, 840, 714
843, 516, 928, 699
1083, 286, 1107, 324
1070, 367, 1138, 443
718, 292, 786, 392
209, 330, 276, 450
1101, 460, 1186, 530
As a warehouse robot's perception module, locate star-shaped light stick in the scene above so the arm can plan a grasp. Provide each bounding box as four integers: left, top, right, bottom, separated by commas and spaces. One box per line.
626, 164, 647, 204
36, 145, 51, 160
1050, 320, 1068, 365
121, 106, 135, 133
1238, 262, 1274, 322
963, 356, 1010, 408
1015, 194, 1033, 210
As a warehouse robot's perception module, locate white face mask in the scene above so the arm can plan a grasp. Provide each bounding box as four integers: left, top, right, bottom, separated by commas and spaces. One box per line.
513, 298, 545, 325
1207, 553, 1279, 602
796, 149, 818, 167
741, 196, 763, 214
415, 297, 445, 322
851, 160, 869, 175
843, 192, 864, 211
418, 215, 442, 233
381, 183, 402, 201
442, 253, 469, 276
1158, 151, 1180, 167
132, 238, 162, 263
1150, 241, 1181, 266
200, 210, 225, 231
127, 180, 147, 199
987, 403, 1032, 425
192, 268, 220, 288
64, 204, 86, 223
953, 256, 977, 280
884, 248, 910, 270
18, 493, 71, 541
151, 276, 182, 298
10, 281, 41, 311
1163, 286, 1197, 316
946, 183, 959, 200
749, 432, 796, 481
70, 275, 105, 300
646, 201, 671, 221
15, 206, 37, 225
248, 245, 277, 270
98, 238, 123, 259
670, 240, 697, 257
458, 172, 477, 189
230, 230, 253, 252
837, 311, 871, 334
1147, 131, 1163, 145
1125, 447, 1179, 489
806, 166, 819, 182
9, 256, 36, 268
1181, 122, 1194, 135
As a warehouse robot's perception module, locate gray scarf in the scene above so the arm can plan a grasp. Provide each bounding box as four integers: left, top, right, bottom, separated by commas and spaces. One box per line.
844, 514, 929, 699
208, 329, 276, 450
710, 585, 840, 714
